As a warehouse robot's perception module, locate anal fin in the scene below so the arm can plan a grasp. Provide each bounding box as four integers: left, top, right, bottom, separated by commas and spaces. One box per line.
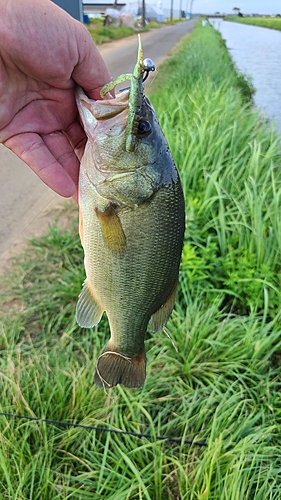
96, 205, 126, 254
76, 280, 103, 328
94, 342, 146, 389
150, 281, 178, 333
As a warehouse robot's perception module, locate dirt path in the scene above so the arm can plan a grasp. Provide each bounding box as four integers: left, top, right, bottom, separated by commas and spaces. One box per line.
0, 19, 196, 275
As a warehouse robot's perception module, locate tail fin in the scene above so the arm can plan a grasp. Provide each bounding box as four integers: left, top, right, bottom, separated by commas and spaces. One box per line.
94, 345, 146, 389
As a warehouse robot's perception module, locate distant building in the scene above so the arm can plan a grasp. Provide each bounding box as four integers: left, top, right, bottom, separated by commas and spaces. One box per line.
52, 0, 83, 21
121, 2, 165, 22
83, 1, 126, 15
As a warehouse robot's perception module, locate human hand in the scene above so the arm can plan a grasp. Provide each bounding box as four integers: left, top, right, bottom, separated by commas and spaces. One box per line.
0, 0, 112, 201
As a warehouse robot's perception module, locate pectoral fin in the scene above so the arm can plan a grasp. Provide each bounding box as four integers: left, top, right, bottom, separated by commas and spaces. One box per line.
76, 280, 104, 328
96, 205, 126, 254
150, 281, 178, 333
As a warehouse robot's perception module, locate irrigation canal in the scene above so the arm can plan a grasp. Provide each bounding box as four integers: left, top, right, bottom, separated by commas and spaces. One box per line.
209, 18, 281, 134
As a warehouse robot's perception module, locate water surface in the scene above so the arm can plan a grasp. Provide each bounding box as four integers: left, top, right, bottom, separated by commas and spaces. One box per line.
209, 19, 281, 133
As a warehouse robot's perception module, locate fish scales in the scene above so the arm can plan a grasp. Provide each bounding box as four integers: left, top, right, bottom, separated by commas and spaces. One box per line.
76, 37, 185, 389
81, 177, 184, 354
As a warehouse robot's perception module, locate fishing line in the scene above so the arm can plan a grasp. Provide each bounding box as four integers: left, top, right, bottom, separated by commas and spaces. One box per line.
146, 68, 158, 89
0, 411, 207, 447
163, 326, 178, 352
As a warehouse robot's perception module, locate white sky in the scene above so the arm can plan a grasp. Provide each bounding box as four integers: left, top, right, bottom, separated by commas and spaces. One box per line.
162, 0, 281, 15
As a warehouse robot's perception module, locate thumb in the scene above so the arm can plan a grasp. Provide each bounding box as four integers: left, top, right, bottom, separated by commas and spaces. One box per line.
72, 27, 113, 100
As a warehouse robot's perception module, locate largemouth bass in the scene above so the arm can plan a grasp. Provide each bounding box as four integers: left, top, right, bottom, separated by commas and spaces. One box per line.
76, 36, 185, 389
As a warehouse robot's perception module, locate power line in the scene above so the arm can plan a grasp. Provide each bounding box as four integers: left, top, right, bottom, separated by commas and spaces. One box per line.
0, 411, 207, 447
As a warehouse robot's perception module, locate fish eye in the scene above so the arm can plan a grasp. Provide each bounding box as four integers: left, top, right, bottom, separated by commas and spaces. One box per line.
137, 120, 152, 137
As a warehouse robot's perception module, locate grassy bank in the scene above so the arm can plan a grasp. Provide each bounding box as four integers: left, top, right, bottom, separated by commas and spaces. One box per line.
1, 22, 281, 499
225, 15, 281, 31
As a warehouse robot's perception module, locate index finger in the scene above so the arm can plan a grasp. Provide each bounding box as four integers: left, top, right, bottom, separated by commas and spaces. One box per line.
4, 132, 77, 198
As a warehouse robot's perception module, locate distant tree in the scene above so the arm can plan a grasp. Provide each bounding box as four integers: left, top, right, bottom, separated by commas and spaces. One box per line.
233, 7, 240, 14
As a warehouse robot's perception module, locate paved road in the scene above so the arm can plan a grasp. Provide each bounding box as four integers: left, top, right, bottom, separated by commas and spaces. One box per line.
0, 19, 196, 271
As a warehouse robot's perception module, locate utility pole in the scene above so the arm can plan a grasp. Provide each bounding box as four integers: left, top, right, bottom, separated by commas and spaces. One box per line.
142, 0, 146, 27
190, 0, 194, 17
170, 0, 173, 22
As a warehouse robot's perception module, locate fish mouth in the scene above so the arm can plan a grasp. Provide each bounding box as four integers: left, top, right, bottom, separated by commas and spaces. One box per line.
100, 35, 154, 153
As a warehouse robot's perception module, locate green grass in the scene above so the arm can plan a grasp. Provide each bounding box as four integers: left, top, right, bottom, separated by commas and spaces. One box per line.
1, 22, 281, 498
225, 16, 281, 31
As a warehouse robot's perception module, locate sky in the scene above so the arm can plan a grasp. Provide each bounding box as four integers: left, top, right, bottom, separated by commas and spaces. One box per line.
161, 0, 281, 15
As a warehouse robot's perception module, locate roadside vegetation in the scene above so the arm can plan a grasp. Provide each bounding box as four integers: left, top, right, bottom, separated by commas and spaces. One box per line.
225, 15, 281, 31
87, 18, 135, 44
1, 21, 281, 499
86, 17, 184, 44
